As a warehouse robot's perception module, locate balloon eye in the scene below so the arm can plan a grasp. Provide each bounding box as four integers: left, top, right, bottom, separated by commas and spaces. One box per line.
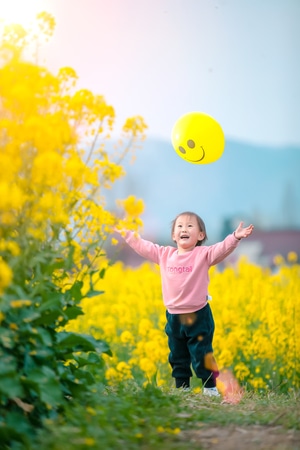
187, 140, 195, 148
178, 146, 186, 154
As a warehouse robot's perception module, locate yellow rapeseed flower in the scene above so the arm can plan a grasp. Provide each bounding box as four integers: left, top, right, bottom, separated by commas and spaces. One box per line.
118, 195, 144, 217
86, 406, 97, 416
10, 299, 32, 308
111, 237, 119, 246
84, 438, 95, 446
0, 182, 26, 211
287, 251, 298, 263
273, 254, 285, 266
139, 357, 157, 377
120, 330, 135, 345
122, 116, 147, 137
0, 259, 13, 293
116, 361, 133, 380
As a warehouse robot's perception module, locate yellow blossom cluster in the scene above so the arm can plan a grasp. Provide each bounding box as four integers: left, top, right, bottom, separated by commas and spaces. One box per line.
210, 256, 300, 391
0, 258, 13, 295
0, 14, 147, 294
66, 262, 170, 386
67, 256, 300, 392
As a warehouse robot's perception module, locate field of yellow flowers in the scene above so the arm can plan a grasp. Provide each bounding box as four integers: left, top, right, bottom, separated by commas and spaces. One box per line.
1, 12, 299, 449
67, 253, 300, 394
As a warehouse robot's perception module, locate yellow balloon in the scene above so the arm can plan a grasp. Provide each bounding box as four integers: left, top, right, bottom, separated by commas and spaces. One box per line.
171, 112, 225, 164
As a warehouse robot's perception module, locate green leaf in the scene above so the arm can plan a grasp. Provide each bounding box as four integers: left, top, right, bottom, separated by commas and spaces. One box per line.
0, 328, 15, 349
32, 293, 66, 326
64, 305, 84, 320
99, 268, 106, 279
0, 375, 24, 397
36, 293, 63, 312
0, 412, 31, 447
87, 352, 102, 364
32, 347, 54, 359
27, 366, 63, 406
8, 285, 28, 300
73, 351, 102, 368
24, 353, 37, 373
33, 310, 63, 326
56, 332, 111, 356
66, 243, 76, 269
35, 327, 53, 346
73, 367, 95, 385
69, 280, 84, 302
85, 290, 105, 298
19, 309, 41, 323
0, 354, 17, 375
56, 332, 98, 352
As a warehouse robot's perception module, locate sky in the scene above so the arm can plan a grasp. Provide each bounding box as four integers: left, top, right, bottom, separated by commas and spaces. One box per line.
1, 0, 299, 148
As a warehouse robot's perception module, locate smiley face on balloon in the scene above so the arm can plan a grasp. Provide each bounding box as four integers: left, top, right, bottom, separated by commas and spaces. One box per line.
171, 112, 225, 164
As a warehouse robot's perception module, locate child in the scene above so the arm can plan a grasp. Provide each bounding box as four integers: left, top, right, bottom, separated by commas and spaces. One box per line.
116, 212, 254, 396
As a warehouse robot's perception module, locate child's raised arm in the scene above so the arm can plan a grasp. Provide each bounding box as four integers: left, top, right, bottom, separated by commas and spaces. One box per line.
234, 222, 254, 240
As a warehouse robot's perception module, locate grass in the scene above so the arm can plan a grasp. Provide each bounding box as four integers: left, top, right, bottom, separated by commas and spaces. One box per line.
20, 383, 299, 450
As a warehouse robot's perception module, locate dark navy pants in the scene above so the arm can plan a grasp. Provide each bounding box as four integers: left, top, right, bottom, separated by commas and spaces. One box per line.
165, 303, 219, 388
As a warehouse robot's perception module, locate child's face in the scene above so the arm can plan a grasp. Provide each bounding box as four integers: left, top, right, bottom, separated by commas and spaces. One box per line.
172, 214, 205, 253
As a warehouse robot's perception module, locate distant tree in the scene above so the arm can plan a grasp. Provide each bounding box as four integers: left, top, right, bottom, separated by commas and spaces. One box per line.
219, 217, 235, 240
281, 182, 298, 228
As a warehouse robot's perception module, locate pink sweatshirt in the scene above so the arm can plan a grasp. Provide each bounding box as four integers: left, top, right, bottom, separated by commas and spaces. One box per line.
123, 231, 240, 314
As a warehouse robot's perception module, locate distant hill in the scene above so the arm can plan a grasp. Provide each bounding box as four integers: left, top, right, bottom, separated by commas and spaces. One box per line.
105, 138, 300, 243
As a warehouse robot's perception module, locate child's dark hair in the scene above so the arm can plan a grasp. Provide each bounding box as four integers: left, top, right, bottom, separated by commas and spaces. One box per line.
171, 211, 207, 246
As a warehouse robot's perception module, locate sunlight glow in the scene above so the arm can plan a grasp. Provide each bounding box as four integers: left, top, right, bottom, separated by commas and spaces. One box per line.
0, 0, 46, 27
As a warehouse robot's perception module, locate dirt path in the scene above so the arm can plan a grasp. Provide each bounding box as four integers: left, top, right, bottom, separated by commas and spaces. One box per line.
179, 425, 300, 450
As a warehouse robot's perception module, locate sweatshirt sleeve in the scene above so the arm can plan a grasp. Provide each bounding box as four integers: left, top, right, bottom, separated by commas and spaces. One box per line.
206, 233, 240, 266
121, 231, 161, 264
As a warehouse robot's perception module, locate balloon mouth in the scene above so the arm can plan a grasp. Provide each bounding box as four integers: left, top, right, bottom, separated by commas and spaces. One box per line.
178, 145, 205, 162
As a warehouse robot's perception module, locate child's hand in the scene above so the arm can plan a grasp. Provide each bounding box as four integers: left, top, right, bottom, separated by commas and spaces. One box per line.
234, 222, 254, 240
